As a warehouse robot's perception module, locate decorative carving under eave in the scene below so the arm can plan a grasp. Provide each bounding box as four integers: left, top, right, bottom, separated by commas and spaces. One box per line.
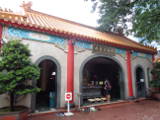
53, 43, 68, 53
74, 46, 87, 53
117, 54, 126, 61
131, 55, 152, 64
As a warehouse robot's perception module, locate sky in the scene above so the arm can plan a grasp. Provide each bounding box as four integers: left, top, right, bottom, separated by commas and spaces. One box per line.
1, 0, 159, 50
0, 0, 99, 27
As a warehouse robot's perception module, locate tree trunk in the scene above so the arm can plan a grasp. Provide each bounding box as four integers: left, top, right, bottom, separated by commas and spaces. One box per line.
10, 92, 15, 111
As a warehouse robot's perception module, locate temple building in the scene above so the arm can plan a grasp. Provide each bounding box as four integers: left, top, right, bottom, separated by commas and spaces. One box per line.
0, 2, 157, 112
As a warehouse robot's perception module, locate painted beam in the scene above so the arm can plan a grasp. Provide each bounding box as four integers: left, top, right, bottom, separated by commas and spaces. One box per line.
0, 20, 156, 54
126, 50, 133, 97
67, 40, 74, 103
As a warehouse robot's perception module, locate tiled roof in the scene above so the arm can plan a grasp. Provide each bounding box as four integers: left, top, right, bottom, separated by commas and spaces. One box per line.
0, 6, 156, 54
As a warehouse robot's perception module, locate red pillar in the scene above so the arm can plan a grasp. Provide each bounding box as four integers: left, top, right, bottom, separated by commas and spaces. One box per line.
0, 24, 2, 48
67, 40, 74, 103
126, 50, 133, 97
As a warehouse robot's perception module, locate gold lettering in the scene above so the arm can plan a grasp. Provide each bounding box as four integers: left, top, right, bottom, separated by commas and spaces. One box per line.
92, 44, 115, 56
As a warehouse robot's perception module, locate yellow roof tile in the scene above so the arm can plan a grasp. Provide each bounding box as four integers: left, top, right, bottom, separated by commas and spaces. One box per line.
0, 7, 156, 54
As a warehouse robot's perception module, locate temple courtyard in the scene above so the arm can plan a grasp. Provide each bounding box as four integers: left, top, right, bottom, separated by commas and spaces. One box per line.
29, 100, 160, 120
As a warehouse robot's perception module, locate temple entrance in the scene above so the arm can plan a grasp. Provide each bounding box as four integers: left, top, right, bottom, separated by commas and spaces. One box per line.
135, 67, 146, 98
81, 57, 124, 105
36, 59, 57, 111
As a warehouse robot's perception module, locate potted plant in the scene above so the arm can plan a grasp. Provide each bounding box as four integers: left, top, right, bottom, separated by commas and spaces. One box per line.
150, 62, 160, 100
0, 40, 40, 120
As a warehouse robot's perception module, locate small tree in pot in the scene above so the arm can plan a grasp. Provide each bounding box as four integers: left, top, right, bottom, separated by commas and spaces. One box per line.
0, 40, 40, 111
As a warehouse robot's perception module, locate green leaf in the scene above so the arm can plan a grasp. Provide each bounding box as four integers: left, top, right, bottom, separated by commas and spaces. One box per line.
0, 40, 40, 109
87, 0, 160, 43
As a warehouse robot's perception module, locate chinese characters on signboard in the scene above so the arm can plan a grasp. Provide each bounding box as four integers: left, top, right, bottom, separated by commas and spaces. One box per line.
92, 44, 115, 56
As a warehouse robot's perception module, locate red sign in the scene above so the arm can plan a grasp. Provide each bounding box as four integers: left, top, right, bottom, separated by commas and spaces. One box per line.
65, 92, 72, 101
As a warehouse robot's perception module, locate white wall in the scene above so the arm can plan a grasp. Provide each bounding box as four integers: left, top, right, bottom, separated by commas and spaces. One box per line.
22, 39, 67, 107
132, 56, 153, 97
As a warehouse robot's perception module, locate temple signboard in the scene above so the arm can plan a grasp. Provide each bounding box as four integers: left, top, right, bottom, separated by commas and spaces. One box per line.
92, 44, 115, 56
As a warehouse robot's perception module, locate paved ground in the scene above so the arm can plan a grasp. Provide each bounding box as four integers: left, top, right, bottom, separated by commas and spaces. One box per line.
29, 100, 160, 120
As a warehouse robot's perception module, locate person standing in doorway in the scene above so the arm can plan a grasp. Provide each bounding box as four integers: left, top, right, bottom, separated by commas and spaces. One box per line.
103, 79, 112, 102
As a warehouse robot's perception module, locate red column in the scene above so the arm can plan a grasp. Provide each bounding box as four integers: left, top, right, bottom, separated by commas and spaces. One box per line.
67, 40, 74, 103
126, 50, 133, 97
0, 24, 2, 48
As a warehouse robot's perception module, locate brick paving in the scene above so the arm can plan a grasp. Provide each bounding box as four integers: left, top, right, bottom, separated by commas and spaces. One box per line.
29, 100, 160, 120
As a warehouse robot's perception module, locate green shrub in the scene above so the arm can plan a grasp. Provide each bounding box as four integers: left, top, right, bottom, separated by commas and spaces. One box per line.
0, 40, 40, 111
150, 62, 160, 92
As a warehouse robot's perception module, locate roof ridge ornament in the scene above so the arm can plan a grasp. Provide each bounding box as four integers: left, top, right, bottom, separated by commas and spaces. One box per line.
20, 1, 32, 11
0, 7, 13, 13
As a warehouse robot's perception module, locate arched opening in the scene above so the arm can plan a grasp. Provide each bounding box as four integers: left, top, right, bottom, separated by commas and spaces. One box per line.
81, 57, 124, 105
36, 59, 57, 111
135, 66, 146, 98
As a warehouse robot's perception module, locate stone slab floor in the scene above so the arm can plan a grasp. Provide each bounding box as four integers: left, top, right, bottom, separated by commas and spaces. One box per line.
29, 100, 160, 120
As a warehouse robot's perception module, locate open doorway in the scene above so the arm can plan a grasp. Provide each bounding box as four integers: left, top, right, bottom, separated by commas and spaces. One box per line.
81, 57, 124, 105
135, 66, 146, 98
36, 59, 57, 111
